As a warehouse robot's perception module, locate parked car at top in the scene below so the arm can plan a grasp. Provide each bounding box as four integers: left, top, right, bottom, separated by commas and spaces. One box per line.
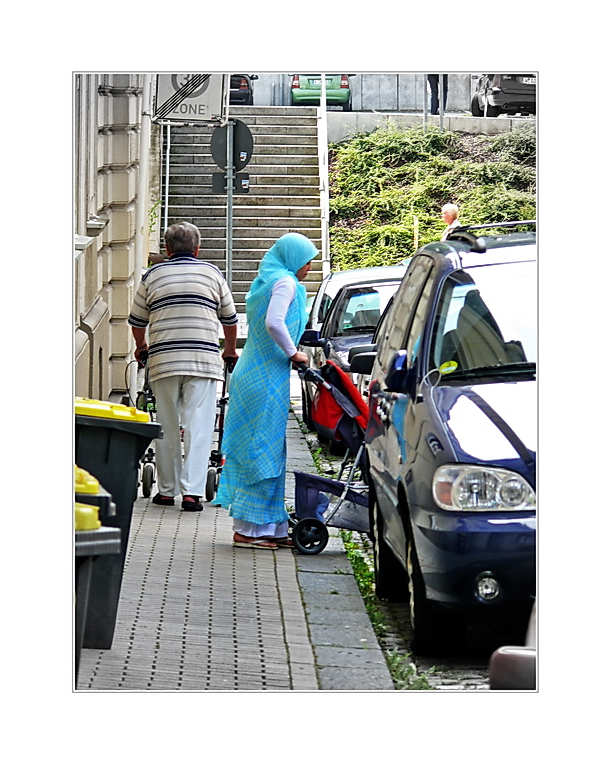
350, 222, 537, 655
230, 74, 258, 105
290, 74, 354, 110
300, 263, 408, 430
471, 74, 536, 117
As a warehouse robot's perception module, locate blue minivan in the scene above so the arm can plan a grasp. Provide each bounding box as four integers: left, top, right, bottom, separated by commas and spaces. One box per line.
350, 223, 536, 654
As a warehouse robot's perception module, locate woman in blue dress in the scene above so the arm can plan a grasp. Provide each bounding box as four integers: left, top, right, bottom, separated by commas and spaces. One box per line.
214, 233, 319, 549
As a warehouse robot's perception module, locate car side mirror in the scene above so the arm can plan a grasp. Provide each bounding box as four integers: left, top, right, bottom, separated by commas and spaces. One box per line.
348, 343, 377, 363
350, 352, 375, 375
299, 329, 326, 347
250, 74, 259, 80
385, 350, 416, 393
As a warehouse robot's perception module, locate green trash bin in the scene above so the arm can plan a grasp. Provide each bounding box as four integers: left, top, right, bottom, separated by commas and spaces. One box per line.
74, 500, 121, 679
74, 398, 162, 649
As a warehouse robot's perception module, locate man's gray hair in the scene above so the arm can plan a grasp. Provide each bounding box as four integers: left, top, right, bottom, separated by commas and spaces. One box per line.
165, 221, 201, 254
442, 203, 459, 217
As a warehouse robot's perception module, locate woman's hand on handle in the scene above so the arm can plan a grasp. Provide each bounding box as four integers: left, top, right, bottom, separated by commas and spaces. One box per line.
290, 351, 308, 369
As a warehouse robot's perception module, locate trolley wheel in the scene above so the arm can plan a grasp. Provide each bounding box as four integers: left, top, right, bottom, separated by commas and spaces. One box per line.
141, 462, 154, 498
205, 467, 218, 502
292, 518, 329, 555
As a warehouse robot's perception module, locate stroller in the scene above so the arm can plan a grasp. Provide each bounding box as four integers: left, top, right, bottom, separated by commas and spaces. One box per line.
290, 361, 370, 555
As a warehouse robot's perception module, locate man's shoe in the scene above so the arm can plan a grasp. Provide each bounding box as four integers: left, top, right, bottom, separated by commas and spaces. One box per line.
152, 493, 175, 506
181, 495, 203, 512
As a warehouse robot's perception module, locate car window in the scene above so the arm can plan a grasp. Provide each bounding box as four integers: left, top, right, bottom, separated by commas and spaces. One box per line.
377, 257, 433, 372
334, 283, 398, 337
316, 292, 332, 325
405, 274, 434, 365
429, 260, 536, 374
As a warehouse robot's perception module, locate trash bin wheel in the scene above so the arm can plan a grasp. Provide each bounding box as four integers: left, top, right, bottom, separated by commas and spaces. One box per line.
205, 467, 218, 502
141, 462, 155, 498
292, 518, 329, 555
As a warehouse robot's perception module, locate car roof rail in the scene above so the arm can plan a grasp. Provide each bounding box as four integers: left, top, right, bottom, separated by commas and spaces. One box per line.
446, 221, 536, 253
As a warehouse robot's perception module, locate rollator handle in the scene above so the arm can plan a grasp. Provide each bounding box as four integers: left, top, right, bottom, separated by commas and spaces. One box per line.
224, 355, 239, 373
137, 349, 149, 369
297, 363, 330, 389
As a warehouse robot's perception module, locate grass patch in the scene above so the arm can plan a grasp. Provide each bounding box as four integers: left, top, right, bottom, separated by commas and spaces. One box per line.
340, 529, 435, 690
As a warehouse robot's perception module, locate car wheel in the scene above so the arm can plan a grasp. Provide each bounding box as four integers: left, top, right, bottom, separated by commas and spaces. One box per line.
342, 98, 352, 112
371, 493, 408, 601
483, 97, 500, 118
329, 439, 348, 457
471, 95, 483, 117
407, 536, 444, 654
406, 535, 465, 656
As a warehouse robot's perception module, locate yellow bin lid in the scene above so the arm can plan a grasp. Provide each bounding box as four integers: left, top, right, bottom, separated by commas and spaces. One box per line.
74, 465, 100, 494
75, 502, 102, 531
75, 397, 150, 423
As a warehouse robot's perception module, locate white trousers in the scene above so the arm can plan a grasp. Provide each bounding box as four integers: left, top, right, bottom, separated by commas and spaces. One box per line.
233, 519, 289, 539
151, 375, 217, 498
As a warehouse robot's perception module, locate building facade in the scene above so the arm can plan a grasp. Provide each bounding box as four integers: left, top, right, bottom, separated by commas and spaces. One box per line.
74, 74, 160, 401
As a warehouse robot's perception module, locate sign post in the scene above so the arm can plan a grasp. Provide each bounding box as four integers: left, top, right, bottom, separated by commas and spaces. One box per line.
226, 120, 234, 290
210, 119, 254, 290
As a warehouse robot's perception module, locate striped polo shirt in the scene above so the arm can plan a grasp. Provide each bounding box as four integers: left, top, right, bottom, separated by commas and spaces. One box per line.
128, 253, 238, 383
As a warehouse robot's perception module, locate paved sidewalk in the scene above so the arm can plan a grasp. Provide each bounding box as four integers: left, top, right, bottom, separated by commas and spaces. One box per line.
76, 372, 393, 691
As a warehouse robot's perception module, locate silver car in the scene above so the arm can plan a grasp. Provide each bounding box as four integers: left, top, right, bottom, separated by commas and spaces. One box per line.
299, 263, 408, 430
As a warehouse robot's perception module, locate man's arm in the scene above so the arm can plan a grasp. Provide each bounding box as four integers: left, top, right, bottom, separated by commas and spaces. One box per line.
131, 326, 148, 361
221, 324, 238, 361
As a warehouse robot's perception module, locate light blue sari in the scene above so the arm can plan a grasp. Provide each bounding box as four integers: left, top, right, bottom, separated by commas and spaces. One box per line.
214, 233, 319, 525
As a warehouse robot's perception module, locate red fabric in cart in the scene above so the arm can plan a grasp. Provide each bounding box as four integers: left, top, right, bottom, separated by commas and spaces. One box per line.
312, 360, 369, 433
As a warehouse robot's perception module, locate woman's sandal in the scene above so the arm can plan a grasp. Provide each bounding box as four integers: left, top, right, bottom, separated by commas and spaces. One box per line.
181, 496, 203, 512
272, 537, 294, 548
232, 533, 277, 550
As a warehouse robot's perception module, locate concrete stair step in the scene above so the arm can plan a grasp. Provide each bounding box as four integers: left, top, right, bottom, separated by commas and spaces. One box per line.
169, 195, 321, 207
176, 206, 322, 219
229, 105, 318, 116
185, 217, 322, 229
194, 236, 323, 250
194, 225, 322, 239
199, 251, 325, 268
167, 189, 321, 207
165, 163, 318, 183
169, 172, 319, 187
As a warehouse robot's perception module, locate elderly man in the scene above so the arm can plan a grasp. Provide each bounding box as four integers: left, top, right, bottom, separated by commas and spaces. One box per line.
440, 203, 461, 241
128, 221, 238, 512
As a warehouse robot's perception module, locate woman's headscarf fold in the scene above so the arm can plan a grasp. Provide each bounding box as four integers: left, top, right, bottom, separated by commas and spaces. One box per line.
246, 232, 319, 339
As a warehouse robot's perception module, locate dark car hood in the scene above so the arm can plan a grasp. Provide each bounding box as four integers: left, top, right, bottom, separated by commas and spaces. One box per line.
431, 380, 536, 486
329, 334, 375, 369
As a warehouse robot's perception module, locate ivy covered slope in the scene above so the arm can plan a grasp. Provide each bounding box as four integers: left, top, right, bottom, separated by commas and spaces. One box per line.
328, 122, 536, 270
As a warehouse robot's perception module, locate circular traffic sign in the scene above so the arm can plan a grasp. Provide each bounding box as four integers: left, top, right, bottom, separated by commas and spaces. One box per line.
171, 74, 211, 99
210, 119, 254, 171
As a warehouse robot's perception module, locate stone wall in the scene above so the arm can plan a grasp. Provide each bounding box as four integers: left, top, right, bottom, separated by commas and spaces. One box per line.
252, 72, 477, 112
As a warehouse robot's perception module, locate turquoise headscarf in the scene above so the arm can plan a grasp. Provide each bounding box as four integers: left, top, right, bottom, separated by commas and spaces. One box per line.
246, 232, 319, 338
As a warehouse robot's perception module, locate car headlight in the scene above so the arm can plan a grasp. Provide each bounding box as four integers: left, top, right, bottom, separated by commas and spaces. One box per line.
433, 465, 535, 512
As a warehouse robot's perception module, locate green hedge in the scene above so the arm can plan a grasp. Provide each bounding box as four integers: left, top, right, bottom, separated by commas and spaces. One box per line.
328, 123, 536, 271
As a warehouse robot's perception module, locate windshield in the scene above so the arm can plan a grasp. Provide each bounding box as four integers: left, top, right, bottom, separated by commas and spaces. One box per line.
335, 283, 398, 337
429, 261, 536, 376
